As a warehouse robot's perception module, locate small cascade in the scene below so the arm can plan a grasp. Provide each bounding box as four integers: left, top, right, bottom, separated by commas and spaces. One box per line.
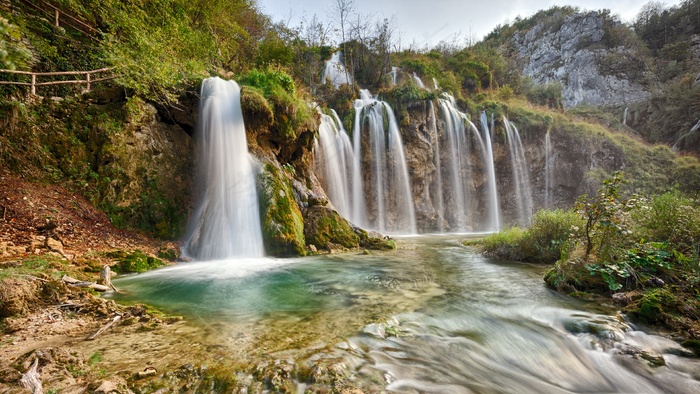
479, 112, 501, 231
313, 110, 354, 218
322, 52, 352, 88
504, 117, 534, 226
182, 77, 264, 260
433, 78, 439, 90
623, 107, 628, 126
352, 90, 417, 234
390, 66, 399, 86
412, 72, 426, 89
545, 130, 554, 208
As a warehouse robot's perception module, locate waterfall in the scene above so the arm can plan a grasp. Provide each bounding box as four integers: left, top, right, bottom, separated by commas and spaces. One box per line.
504, 117, 534, 226
182, 77, 264, 260
545, 130, 554, 208
352, 90, 417, 234
480, 112, 501, 231
313, 110, 354, 219
322, 52, 352, 88
623, 107, 628, 126
429, 101, 445, 232
412, 72, 426, 89
437, 95, 471, 231
390, 66, 399, 86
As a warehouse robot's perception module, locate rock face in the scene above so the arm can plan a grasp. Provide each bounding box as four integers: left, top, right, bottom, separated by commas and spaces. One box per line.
511, 11, 651, 108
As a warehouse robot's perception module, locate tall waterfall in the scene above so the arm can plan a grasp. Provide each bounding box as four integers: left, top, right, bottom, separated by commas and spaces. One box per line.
437, 95, 471, 230
313, 110, 354, 218
352, 90, 417, 234
182, 78, 264, 260
504, 117, 533, 226
322, 52, 352, 88
545, 130, 554, 208
480, 112, 501, 231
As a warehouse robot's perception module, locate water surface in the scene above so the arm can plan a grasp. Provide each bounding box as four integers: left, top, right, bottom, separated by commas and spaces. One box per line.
110, 237, 700, 392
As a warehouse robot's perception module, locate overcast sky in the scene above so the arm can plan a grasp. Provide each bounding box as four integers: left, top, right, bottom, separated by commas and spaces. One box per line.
256, 0, 683, 48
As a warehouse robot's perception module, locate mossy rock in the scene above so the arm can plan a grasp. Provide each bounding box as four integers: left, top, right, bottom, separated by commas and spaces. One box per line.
625, 288, 679, 325
240, 86, 274, 135
304, 206, 359, 250
353, 227, 396, 250
258, 163, 306, 257
108, 250, 165, 273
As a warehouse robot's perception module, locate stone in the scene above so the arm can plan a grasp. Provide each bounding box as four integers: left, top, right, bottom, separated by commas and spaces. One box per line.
93, 376, 133, 394
511, 11, 651, 108
46, 237, 64, 255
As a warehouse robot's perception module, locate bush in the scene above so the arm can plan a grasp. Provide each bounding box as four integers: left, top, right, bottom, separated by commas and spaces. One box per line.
479, 209, 581, 263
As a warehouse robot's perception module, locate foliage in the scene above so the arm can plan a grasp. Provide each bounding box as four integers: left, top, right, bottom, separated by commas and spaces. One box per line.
238, 67, 315, 145
576, 172, 635, 258
107, 250, 165, 274
0, 16, 31, 70
479, 209, 582, 263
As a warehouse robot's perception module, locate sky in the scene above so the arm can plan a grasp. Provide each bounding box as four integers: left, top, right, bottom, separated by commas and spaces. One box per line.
256, 0, 684, 48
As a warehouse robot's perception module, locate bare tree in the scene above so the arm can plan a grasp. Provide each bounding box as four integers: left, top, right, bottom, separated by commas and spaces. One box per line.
332, 0, 355, 86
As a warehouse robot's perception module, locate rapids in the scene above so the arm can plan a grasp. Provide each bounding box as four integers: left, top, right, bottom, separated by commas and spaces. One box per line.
110, 237, 700, 393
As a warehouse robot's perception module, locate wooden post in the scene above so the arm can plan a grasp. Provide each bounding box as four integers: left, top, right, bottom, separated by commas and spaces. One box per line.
86, 72, 91, 91
30, 74, 36, 95
55, 9, 59, 27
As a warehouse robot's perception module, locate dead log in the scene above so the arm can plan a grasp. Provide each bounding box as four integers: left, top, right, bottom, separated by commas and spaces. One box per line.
19, 358, 42, 394
99, 265, 119, 292
86, 313, 122, 340
62, 275, 110, 292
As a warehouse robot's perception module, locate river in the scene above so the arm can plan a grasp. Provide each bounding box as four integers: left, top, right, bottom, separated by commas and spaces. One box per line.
109, 236, 700, 393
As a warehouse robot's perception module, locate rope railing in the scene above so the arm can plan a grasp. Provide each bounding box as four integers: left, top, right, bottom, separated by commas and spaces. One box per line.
0, 67, 116, 95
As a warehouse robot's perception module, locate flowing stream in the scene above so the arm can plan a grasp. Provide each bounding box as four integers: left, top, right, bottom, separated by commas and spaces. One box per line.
109, 238, 700, 393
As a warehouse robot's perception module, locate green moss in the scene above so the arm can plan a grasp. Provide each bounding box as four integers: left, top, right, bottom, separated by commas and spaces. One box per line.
257, 163, 306, 257
240, 86, 274, 134
303, 206, 359, 249
107, 250, 165, 273
681, 339, 700, 356
354, 228, 397, 250
627, 288, 678, 325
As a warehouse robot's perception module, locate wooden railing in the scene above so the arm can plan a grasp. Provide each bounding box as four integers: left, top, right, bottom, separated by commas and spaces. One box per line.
17, 0, 100, 39
0, 67, 116, 95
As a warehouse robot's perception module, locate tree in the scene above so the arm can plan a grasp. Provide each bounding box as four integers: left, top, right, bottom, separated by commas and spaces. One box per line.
332, 0, 355, 86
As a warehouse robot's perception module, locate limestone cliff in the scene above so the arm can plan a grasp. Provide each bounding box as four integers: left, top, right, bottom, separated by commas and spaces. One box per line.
511, 11, 651, 108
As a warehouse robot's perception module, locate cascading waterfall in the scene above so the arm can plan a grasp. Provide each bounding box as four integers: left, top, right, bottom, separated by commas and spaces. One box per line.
437, 94, 471, 230
323, 52, 352, 88
390, 66, 399, 86
479, 111, 501, 231
182, 77, 264, 260
429, 101, 445, 232
313, 110, 354, 218
545, 130, 554, 208
412, 72, 426, 89
623, 107, 628, 126
504, 117, 534, 226
352, 90, 417, 234
314, 93, 507, 234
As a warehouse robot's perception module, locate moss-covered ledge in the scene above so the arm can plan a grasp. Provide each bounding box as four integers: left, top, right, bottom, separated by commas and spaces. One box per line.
257, 162, 306, 257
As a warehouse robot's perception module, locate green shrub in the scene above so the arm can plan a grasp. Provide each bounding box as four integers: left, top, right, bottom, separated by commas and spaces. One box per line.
480, 209, 581, 263
527, 209, 583, 262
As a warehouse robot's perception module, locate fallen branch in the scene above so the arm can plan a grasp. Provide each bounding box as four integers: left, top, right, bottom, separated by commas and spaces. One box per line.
62, 275, 110, 292
19, 358, 42, 394
20, 274, 50, 283
86, 313, 122, 340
